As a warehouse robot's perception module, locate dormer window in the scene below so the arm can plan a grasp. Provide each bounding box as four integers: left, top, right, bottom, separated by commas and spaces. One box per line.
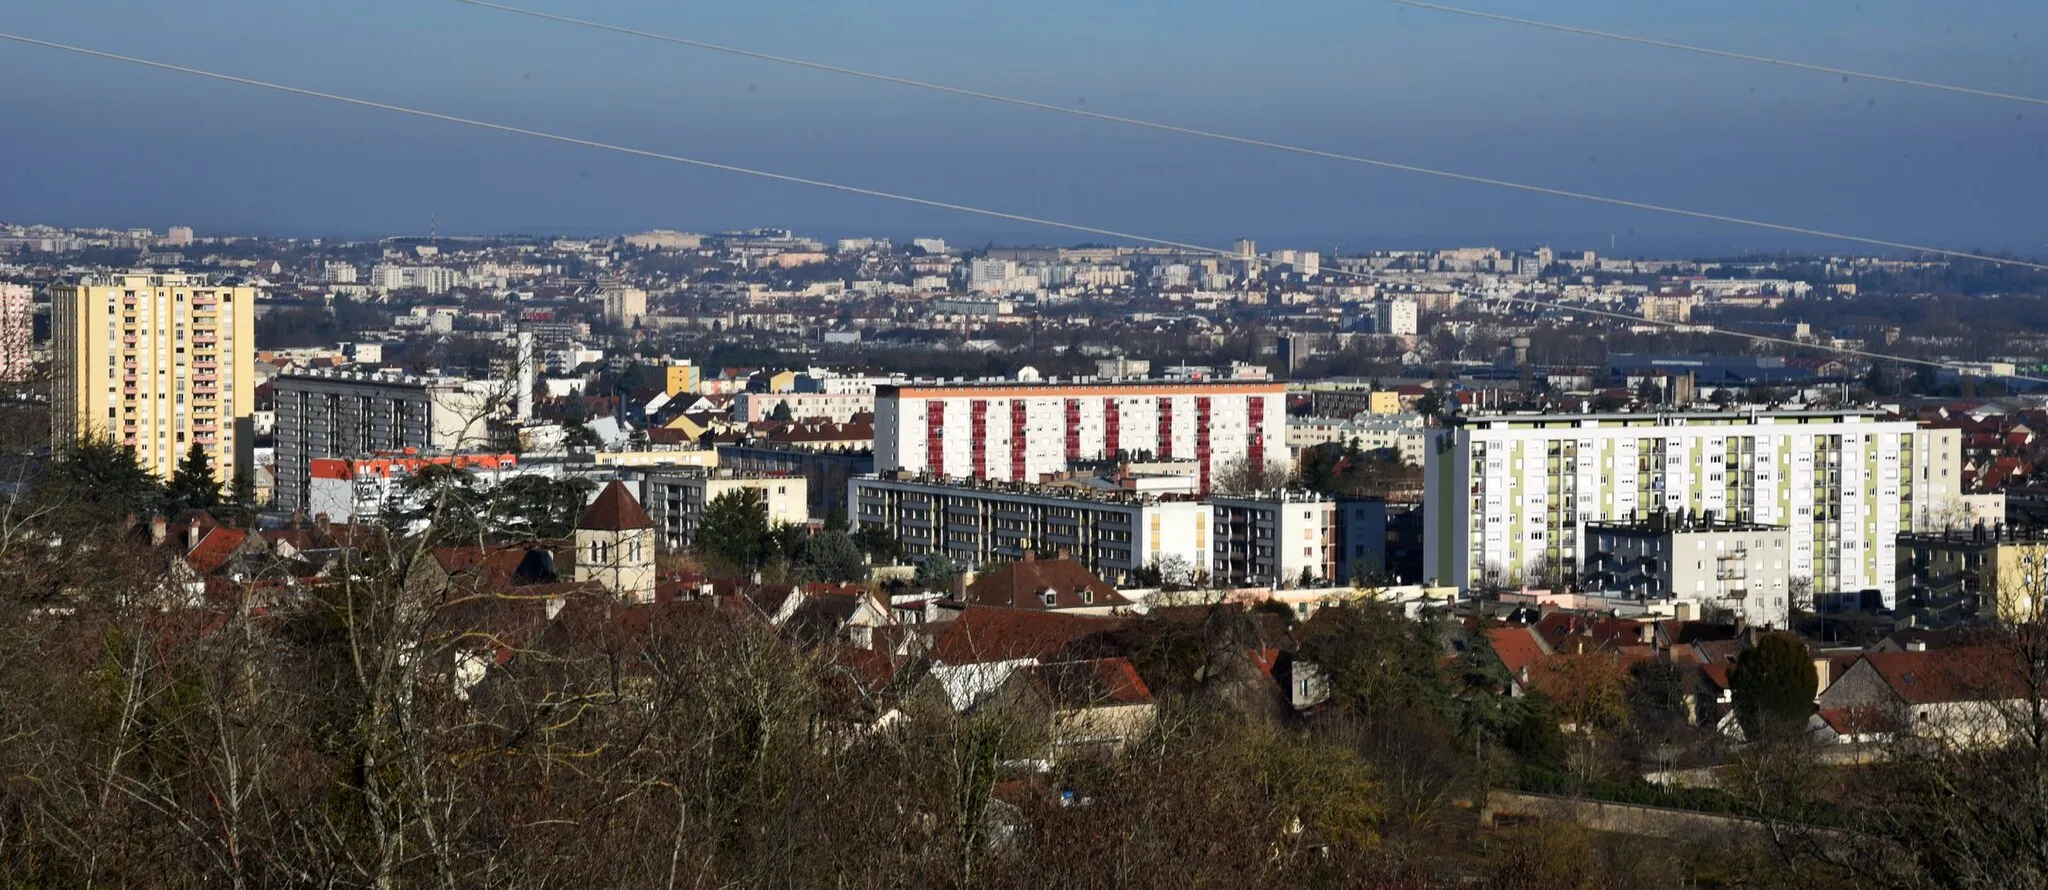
1042, 590, 1057, 607
1082, 589, 1094, 605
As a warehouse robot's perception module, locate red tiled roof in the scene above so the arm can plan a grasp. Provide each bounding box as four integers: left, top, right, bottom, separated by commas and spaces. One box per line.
1862, 648, 2028, 705
1533, 612, 1647, 653
1700, 662, 1733, 691
929, 608, 1118, 666
578, 480, 654, 531
186, 527, 250, 575
964, 556, 1127, 610
1015, 657, 1154, 708
1486, 625, 1548, 677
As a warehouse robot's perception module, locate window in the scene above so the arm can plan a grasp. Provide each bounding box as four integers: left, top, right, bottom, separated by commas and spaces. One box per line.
1042, 591, 1057, 607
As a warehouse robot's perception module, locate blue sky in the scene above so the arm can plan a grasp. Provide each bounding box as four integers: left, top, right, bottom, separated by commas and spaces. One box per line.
2, 0, 2044, 255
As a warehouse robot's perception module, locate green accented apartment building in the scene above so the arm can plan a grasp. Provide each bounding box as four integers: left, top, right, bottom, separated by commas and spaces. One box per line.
1424, 411, 1960, 606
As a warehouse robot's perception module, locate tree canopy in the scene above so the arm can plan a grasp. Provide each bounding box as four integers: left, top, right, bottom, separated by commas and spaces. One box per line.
1730, 632, 1818, 739
697, 488, 771, 578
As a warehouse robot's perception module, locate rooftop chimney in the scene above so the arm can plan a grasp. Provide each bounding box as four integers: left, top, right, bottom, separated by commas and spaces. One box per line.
150, 516, 168, 547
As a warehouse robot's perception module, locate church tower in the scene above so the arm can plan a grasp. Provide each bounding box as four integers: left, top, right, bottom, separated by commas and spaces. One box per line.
575, 480, 657, 603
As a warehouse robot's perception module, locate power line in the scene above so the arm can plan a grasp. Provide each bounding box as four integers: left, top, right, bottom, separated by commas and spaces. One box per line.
1383, 0, 2048, 109
1, 30, 2042, 385
451, 0, 2048, 272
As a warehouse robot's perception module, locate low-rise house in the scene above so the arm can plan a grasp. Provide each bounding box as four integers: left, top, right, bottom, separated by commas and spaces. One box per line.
981, 657, 1157, 758
1815, 646, 2033, 748
951, 554, 1131, 615
924, 608, 1120, 710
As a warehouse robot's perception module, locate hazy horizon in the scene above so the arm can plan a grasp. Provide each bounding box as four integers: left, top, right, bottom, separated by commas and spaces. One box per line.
4, 0, 2044, 255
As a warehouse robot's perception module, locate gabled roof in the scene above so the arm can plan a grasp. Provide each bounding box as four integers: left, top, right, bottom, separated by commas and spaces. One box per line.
1532, 612, 1647, 654
578, 480, 654, 531
1861, 648, 2028, 705
186, 527, 253, 575
1486, 624, 1549, 678
963, 556, 1127, 610
929, 607, 1119, 666
1013, 657, 1154, 709
431, 543, 561, 589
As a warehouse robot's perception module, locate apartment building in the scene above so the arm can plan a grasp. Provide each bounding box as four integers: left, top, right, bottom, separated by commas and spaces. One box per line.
0, 283, 32, 381
849, 473, 1207, 586
875, 380, 1286, 493
272, 369, 500, 514
1209, 491, 1339, 587
1285, 413, 1427, 464
1423, 411, 1959, 605
305, 452, 526, 524
734, 391, 874, 424
645, 469, 808, 551
716, 442, 874, 519
1899, 525, 2048, 622
1585, 517, 1794, 629
51, 272, 256, 482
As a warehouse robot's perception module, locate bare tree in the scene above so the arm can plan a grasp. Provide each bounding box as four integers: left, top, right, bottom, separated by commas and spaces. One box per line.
1210, 454, 1295, 496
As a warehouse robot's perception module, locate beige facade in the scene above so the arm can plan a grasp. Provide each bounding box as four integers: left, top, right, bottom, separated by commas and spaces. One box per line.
52, 272, 255, 483
1586, 519, 1794, 629
600, 285, 647, 327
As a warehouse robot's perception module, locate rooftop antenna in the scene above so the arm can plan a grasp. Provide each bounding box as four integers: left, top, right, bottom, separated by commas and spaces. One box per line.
429, 213, 438, 245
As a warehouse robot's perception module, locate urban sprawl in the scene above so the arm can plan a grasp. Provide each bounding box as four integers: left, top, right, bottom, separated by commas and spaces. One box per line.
5, 220, 2048, 884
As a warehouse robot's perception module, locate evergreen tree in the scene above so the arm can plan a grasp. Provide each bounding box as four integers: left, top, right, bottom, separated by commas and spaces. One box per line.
1731, 632, 1818, 740
697, 488, 770, 578
40, 434, 166, 522
851, 523, 901, 564
166, 443, 221, 513
796, 530, 867, 584
914, 552, 962, 591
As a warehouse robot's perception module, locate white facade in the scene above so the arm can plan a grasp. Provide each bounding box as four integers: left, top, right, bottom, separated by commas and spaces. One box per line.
1369, 299, 1418, 336
1209, 493, 1338, 587
370, 264, 460, 294
1424, 411, 1943, 605
876, 382, 1286, 494
0, 283, 31, 381
600, 285, 648, 326
1587, 521, 1794, 630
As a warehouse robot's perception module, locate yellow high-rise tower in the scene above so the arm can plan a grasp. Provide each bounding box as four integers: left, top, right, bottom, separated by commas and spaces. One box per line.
51, 272, 257, 485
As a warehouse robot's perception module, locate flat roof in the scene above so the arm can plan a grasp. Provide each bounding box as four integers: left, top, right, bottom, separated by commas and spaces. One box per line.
879, 380, 1286, 398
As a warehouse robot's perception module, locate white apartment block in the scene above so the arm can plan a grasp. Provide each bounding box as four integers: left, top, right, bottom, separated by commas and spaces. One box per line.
849, 473, 1207, 586
600, 285, 648, 326
305, 453, 534, 524
1424, 411, 1960, 605
369, 264, 460, 294
0, 282, 31, 381
1209, 492, 1338, 587
645, 470, 808, 551
1368, 299, 1418, 336
1286, 413, 1427, 465
876, 381, 1286, 494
